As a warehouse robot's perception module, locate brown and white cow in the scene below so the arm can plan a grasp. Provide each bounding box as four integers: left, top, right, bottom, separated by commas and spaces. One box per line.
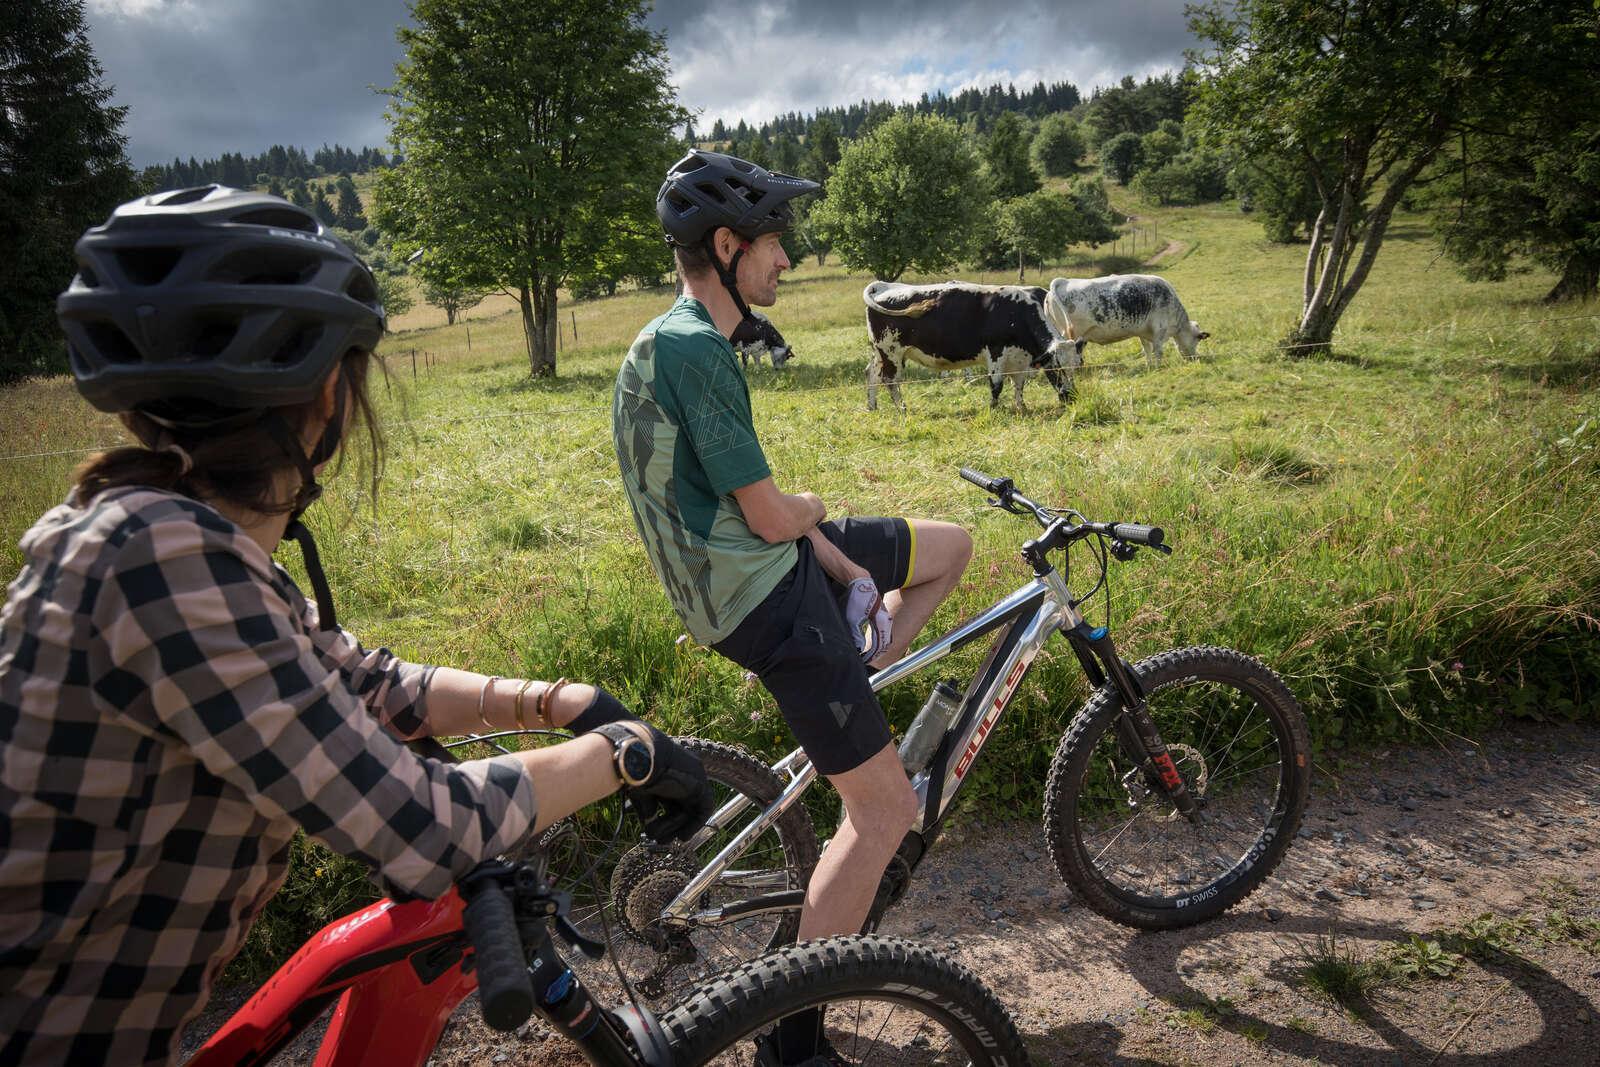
1046, 274, 1209, 367
862, 280, 1083, 411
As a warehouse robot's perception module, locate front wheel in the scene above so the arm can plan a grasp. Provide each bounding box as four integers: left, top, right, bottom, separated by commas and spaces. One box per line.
1042, 645, 1310, 929
659, 935, 1031, 1066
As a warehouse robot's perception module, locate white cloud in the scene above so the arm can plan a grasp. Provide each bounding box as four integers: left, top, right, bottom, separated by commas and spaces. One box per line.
87, 0, 201, 20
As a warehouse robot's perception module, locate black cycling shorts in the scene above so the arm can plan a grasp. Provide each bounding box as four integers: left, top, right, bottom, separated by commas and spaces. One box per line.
712, 517, 916, 776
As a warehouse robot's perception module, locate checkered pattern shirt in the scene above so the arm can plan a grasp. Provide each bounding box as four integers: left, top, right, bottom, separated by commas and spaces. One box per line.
0, 488, 538, 1067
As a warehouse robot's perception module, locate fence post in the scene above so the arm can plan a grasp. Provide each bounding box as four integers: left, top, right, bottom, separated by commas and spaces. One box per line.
570, 309, 578, 343
411, 349, 416, 379
465, 323, 471, 351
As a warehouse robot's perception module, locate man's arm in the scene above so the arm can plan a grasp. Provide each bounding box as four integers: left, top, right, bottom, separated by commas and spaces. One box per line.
803, 526, 870, 585
732, 477, 825, 542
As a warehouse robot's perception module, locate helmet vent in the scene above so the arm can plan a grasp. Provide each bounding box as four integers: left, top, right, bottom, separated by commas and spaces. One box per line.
233, 207, 317, 232
187, 319, 239, 360
344, 270, 377, 304
214, 247, 320, 286
116, 247, 183, 286
84, 322, 143, 364
78, 265, 101, 288
693, 179, 729, 206
155, 186, 218, 206
269, 324, 324, 366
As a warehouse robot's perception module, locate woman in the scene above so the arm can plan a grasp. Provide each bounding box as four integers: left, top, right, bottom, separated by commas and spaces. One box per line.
0, 186, 711, 1066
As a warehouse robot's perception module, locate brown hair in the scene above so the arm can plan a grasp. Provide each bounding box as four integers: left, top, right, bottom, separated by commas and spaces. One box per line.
673, 241, 716, 277
73, 349, 385, 514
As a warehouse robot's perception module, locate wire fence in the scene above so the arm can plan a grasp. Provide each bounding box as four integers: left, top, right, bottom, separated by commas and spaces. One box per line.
4, 312, 1596, 464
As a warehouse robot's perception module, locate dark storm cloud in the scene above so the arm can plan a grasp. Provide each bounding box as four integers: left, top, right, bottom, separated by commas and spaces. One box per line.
87, 0, 1193, 169
85, 0, 411, 167
646, 0, 1196, 132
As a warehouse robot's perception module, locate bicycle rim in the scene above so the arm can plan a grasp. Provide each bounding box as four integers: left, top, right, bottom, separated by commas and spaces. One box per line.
1047, 646, 1308, 925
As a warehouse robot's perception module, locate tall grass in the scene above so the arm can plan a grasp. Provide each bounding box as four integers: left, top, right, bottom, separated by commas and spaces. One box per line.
3, 197, 1598, 976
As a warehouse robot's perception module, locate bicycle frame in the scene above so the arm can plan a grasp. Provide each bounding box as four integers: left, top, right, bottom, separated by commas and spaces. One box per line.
187, 879, 662, 1067
659, 565, 1097, 930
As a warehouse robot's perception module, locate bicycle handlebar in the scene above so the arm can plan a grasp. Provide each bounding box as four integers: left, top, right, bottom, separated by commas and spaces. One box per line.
460, 867, 535, 1031
959, 467, 1168, 552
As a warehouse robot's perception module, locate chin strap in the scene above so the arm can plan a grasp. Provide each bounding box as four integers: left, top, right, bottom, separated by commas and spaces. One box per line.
702, 233, 767, 345
262, 377, 348, 631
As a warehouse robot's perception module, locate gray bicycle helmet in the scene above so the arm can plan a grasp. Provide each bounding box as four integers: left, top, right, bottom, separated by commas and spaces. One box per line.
58, 184, 385, 420
657, 149, 819, 247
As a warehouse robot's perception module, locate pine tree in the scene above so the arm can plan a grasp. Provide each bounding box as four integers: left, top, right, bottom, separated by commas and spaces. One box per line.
0, 0, 137, 382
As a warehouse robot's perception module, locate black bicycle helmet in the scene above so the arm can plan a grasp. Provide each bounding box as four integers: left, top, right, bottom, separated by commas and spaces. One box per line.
57, 185, 386, 632
657, 150, 819, 247
58, 184, 385, 420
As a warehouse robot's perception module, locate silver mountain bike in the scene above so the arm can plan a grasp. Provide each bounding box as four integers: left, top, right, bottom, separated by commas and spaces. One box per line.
578, 468, 1311, 1000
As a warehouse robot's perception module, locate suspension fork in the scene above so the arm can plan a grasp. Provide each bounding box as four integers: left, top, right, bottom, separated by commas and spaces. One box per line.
1064, 621, 1201, 820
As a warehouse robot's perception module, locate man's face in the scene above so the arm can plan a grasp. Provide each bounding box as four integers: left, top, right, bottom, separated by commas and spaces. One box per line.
733, 231, 790, 307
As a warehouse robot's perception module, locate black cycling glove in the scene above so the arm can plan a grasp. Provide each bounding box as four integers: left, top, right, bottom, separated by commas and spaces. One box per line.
592, 720, 714, 844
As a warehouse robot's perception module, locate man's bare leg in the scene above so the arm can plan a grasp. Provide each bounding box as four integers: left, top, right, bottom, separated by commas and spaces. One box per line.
796, 744, 918, 939
871, 520, 973, 669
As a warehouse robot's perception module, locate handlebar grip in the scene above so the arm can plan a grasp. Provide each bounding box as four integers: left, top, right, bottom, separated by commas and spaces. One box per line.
1111, 523, 1164, 548
461, 879, 534, 1031
959, 467, 998, 492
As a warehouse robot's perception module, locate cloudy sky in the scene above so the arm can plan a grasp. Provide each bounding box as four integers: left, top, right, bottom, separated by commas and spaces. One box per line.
85, 0, 1194, 168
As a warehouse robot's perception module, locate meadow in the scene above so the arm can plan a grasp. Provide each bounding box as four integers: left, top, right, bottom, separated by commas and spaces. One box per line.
4, 193, 1598, 798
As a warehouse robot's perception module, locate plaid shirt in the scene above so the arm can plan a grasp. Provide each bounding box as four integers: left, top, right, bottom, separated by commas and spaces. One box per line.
0, 488, 538, 1066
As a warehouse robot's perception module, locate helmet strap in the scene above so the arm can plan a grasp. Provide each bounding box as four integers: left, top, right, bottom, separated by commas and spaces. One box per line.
261, 397, 341, 632
703, 232, 765, 344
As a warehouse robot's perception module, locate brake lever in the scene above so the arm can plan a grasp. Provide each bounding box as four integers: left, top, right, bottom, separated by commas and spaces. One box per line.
1109, 539, 1139, 562
555, 912, 607, 960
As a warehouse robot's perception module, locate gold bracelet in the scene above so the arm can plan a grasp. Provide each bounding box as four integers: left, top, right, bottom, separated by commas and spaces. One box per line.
537, 676, 570, 730
477, 675, 500, 729
513, 678, 535, 730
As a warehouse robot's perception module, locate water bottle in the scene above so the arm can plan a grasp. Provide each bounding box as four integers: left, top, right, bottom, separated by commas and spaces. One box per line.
899, 680, 964, 774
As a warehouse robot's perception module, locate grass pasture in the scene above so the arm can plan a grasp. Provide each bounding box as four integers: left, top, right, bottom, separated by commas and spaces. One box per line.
3, 195, 1598, 791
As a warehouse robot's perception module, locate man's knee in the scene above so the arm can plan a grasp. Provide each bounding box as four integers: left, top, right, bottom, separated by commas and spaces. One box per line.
833, 748, 919, 838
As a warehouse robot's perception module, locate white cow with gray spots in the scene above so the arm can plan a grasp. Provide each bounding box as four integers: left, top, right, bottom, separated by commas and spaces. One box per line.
863, 280, 1082, 412
1046, 274, 1209, 368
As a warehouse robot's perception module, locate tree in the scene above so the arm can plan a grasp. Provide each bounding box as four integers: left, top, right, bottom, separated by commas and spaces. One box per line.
287, 178, 312, 210
372, 271, 413, 319
1189, 0, 1588, 352
310, 185, 336, 227
804, 116, 841, 185
984, 111, 1038, 199
420, 275, 485, 325
1138, 127, 1182, 172
334, 176, 366, 230
990, 190, 1086, 282
810, 112, 986, 281
1099, 132, 1143, 185
0, 0, 137, 383
1425, 13, 1600, 302
1030, 113, 1085, 177
267, 177, 286, 198
376, 0, 682, 376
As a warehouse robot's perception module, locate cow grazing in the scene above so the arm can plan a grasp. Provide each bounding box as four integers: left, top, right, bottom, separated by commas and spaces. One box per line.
735, 310, 795, 369
1046, 274, 1210, 368
862, 280, 1083, 412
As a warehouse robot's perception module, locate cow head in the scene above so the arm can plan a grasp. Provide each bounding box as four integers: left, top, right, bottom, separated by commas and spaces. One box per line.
769, 343, 794, 368
1177, 319, 1210, 359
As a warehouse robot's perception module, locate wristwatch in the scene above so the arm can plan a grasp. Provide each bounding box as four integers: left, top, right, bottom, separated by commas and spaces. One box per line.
595, 721, 656, 787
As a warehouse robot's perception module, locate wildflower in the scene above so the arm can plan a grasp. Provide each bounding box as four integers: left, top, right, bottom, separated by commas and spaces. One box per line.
1451, 661, 1465, 672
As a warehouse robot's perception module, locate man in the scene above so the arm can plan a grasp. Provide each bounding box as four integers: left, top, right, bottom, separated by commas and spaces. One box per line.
612, 151, 972, 1063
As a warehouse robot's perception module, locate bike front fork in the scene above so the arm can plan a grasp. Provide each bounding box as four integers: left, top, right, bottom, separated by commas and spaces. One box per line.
1067, 622, 1203, 821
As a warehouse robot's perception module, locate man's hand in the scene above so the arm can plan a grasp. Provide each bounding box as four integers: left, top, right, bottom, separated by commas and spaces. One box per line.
844, 576, 893, 662
733, 478, 826, 542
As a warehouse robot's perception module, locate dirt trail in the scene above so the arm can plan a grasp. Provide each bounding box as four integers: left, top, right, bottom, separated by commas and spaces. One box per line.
194, 724, 1599, 1066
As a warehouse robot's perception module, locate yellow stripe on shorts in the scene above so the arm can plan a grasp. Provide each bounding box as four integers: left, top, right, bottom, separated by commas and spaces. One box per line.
903, 520, 917, 586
